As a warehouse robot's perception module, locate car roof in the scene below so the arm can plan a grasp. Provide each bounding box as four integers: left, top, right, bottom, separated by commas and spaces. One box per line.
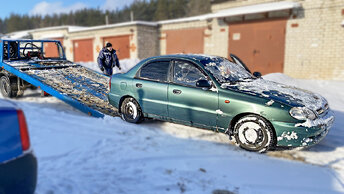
145, 54, 221, 63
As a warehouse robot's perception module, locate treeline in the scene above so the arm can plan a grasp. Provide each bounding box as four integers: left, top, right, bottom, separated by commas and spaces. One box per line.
0, 0, 211, 34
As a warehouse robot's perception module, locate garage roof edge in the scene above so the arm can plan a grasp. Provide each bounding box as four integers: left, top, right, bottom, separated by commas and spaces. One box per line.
158, 1, 301, 25
69, 21, 158, 33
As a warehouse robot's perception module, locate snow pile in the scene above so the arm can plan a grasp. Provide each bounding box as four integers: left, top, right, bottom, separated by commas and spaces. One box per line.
79, 58, 140, 75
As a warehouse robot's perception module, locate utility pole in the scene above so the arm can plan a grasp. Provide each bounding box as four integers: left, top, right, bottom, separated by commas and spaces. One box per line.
130, 11, 134, 22
105, 14, 109, 25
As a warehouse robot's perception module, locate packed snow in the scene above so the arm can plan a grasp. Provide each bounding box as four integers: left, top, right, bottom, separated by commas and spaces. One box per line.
80, 58, 140, 75
0, 60, 344, 193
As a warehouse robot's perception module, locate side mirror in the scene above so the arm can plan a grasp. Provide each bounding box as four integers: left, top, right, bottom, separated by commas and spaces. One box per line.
196, 80, 211, 89
253, 72, 262, 78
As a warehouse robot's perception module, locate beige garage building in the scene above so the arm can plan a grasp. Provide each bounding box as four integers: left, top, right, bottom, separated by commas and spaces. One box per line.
14, 0, 344, 80
31, 22, 158, 62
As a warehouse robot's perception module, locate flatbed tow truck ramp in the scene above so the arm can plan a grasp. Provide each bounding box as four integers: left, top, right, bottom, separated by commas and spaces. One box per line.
0, 39, 118, 117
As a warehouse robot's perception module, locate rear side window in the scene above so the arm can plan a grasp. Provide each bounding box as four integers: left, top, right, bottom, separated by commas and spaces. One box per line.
139, 61, 170, 82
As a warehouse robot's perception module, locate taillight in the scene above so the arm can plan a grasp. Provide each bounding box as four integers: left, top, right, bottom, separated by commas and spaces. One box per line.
109, 77, 112, 90
17, 110, 30, 151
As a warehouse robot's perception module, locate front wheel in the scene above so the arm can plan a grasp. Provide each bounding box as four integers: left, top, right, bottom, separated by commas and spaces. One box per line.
233, 115, 276, 152
120, 97, 143, 123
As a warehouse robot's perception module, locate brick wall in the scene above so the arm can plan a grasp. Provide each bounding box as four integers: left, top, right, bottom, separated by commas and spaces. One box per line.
137, 26, 159, 59
211, 0, 344, 80
284, 0, 344, 80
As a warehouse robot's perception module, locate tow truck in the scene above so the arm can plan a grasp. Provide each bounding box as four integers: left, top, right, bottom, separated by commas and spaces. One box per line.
0, 39, 118, 117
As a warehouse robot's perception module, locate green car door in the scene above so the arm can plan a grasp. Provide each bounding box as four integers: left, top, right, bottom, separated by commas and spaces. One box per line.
168, 60, 219, 128
133, 60, 170, 117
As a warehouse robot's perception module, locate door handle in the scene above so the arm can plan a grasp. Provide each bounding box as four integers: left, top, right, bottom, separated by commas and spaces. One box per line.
136, 83, 142, 88
173, 89, 182, 95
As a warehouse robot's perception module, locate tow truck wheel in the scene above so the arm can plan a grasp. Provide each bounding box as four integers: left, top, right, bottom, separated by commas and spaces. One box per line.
0, 76, 18, 98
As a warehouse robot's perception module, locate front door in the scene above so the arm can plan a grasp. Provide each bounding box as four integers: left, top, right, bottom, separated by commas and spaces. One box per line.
133, 60, 170, 117
168, 60, 218, 128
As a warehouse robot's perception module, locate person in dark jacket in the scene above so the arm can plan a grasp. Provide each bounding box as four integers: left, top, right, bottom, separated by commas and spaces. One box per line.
97, 43, 121, 76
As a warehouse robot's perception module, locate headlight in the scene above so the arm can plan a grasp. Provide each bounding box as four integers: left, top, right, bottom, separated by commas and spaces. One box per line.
290, 107, 317, 120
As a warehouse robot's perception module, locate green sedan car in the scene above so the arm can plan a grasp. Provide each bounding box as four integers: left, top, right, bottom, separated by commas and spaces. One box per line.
108, 54, 334, 152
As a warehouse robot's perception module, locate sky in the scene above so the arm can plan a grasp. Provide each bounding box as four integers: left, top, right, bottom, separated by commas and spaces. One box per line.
0, 0, 135, 19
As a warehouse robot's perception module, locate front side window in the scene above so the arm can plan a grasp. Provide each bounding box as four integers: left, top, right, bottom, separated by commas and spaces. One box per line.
139, 61, 170, 82
173, 60, 207, 87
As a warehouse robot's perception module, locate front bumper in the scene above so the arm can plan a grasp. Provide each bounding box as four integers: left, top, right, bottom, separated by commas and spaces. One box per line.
272, 110, 335, 147
0, 152, 37, 194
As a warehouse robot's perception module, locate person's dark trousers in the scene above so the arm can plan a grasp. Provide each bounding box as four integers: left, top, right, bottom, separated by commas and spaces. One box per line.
103, 67, 113, 76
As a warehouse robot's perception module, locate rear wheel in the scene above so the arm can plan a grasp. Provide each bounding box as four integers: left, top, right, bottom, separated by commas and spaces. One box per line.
120, 97, 143, 123
0, 76, 18, 98
233, 115, 276, 152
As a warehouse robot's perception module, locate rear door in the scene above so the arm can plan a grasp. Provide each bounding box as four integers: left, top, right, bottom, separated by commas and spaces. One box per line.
133, 60, 171, 117
168, 60, 218, 128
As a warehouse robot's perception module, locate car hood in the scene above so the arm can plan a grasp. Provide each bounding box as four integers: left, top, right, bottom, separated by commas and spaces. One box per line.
222, 78, 328, 111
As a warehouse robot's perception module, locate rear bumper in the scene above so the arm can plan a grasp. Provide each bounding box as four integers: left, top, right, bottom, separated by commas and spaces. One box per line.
272, 110, 335, 147
108, 93, 120, 109
0, 153, 37, 194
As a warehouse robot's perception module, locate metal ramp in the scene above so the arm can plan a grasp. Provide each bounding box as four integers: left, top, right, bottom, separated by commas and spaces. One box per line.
2, 60, 118, 117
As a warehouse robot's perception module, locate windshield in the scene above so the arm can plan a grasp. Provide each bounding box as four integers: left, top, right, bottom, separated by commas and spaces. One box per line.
202, 57, 254, 83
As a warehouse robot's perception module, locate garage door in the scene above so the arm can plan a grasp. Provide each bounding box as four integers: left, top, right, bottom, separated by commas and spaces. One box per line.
165, 28, 205, 54
228, 19, 287, 75
73, 39, 94, 62
44, 38, 64, 58
102, 35, 130, 59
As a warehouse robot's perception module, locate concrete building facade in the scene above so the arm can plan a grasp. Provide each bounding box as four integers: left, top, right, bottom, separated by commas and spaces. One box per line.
23, 0, 343, 80
210, 0, 344, 80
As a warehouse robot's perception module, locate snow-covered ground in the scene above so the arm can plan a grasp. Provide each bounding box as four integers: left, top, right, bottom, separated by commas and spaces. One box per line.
1, 60, 344, 193
80, 59, 140, 75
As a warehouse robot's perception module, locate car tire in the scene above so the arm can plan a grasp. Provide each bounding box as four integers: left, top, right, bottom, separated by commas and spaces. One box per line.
120, 97, 143, 123
0, 76, 18, 98
233, 115, 276, 153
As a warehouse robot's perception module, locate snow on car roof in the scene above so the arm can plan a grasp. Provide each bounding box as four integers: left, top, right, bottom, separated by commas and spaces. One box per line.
153, 54, 220, 61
